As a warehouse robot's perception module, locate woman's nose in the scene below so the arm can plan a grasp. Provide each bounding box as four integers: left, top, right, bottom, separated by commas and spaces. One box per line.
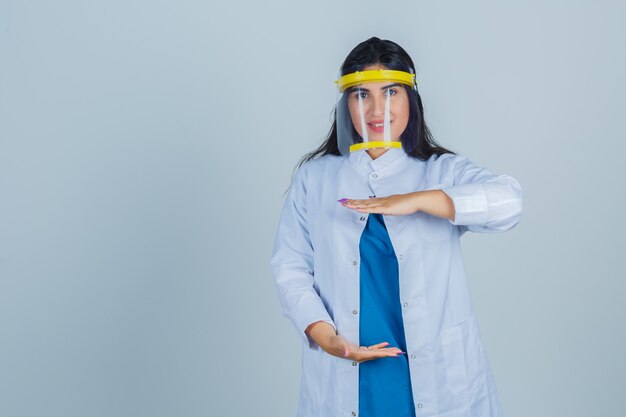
370, 94, 386, 117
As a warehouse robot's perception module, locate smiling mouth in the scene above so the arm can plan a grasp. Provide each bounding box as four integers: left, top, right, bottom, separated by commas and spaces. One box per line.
367, 121, 391, 133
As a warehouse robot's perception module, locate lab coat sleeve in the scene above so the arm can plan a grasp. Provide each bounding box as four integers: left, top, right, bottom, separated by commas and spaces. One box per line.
270, 163, 336, 350
439, 155, 524, 233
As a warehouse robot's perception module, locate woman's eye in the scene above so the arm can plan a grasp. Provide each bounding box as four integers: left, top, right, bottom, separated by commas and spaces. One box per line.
357, 91, 368, 99
385, 88, 397, 96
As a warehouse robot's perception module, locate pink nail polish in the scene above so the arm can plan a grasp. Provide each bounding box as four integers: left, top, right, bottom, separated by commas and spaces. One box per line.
338, 198, 348, 203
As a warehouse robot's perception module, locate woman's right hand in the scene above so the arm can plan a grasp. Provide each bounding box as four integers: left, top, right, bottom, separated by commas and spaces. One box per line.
326, 334, 405, 363
306, 321, 404, 363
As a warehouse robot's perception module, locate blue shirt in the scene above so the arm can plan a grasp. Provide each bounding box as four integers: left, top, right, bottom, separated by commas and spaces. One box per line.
359, 213, 416, 417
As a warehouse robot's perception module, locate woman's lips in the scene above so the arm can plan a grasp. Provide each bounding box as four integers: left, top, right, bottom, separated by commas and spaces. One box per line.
367, 121, 391, 134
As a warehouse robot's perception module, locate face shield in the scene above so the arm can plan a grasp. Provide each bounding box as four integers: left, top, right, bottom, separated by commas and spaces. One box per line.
335, 67, 417, 156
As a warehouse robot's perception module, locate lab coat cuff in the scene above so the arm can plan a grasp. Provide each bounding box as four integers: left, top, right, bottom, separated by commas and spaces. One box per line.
441, 183, 489, 226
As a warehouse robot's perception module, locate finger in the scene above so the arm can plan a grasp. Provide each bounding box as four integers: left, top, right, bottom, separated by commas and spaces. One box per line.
372, 348, 404, 357
354, 206, 387, 214
340, 200, 394, 215
354, 199, 386, 207
379, 345, 403, 351
360, 346, 402, 356
341, 198, 381, 208
376, 350, 404, 358
357, 350, 402, 362
346, 201, 386, 211
347, 206, 380, 214
341, 200, 365, 209
367, 342, 390, 350
382, 348, 405, 354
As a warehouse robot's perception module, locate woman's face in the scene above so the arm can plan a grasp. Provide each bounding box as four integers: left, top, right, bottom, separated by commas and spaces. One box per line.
346, 65, 410, 142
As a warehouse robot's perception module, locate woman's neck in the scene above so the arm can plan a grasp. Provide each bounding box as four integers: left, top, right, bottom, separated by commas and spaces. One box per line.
366, 148, 389, 160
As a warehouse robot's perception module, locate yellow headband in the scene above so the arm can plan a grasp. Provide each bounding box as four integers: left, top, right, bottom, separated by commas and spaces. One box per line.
335, 69, 416, 92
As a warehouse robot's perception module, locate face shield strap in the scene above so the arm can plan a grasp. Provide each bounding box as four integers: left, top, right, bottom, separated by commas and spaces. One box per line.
357, 94, 369, 143
349, 141, 402, 152
335, 69, 417, 92
383, 92, 391, 141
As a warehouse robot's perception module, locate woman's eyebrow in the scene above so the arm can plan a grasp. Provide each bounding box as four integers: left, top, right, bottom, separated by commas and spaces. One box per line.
380, 83, 402, 90
353, 83, 403, 92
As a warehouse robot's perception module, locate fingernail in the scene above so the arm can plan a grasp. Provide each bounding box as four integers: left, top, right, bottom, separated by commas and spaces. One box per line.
337, 198, 348, 203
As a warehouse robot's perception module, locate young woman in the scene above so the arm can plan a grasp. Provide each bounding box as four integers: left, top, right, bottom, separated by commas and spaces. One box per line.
271, 37, 523, 417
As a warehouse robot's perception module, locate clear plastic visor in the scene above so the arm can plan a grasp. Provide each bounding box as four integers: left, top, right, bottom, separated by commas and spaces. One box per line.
335, 72, 413, 156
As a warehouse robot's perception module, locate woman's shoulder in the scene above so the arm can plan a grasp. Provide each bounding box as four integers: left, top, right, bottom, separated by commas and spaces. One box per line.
298, 154, 344, 174
418, 152, 474, 182
423, 152, 469, 169
288, 154, 344, 191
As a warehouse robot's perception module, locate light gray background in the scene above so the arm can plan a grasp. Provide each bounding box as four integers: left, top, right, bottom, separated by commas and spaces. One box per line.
1, 1, 624, 416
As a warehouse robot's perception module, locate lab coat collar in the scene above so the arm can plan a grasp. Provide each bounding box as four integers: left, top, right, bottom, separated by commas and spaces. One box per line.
348, 146, 409, 175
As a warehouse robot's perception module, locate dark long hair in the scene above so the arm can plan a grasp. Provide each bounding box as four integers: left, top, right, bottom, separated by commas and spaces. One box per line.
296, 37, 456, 170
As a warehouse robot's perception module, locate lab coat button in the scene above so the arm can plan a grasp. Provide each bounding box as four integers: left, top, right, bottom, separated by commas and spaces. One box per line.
402, 302, 408, 308
370, 173, 378, 179
351, 412, 357, 416
410, 354, 416, 359
417, 403, 423, 408
359, 216, 366, 221
398, 254, 405, 260
352, 260, 358, 266
352, 361, 357, 366
352, 309, 358, 315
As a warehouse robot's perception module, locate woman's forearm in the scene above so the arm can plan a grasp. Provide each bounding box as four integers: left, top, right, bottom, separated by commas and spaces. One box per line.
409, 190, 456, 221
305, 321, 336, 351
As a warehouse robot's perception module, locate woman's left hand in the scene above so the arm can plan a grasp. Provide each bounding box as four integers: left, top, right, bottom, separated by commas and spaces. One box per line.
338, 193, 421, 216
339, 190, 456, 220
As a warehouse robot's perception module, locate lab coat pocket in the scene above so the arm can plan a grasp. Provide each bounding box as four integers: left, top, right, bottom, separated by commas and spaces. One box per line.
441, 321, 468, 394
440, 316, 485, 395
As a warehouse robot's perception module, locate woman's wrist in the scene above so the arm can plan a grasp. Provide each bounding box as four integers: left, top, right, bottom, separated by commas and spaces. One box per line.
409, 190, 455, 220
407, 191, 424, 212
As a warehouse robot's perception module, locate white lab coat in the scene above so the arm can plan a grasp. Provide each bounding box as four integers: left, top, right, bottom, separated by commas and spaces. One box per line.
270, 147, 523, 417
